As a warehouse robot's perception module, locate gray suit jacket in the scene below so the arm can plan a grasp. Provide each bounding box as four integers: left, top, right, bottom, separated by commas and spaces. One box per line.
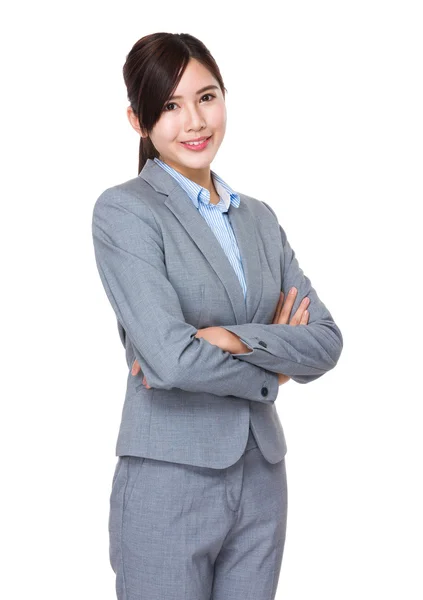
92, 158, 343, 468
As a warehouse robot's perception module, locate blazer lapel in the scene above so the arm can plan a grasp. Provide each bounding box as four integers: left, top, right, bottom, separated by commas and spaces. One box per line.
227, 197, 263, 324
139, 159, 263, 325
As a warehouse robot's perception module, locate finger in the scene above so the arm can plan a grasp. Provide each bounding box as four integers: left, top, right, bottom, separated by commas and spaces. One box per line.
131, 359, 141, 376
299, 309, 309, 325
272, 292, 284, 324
278, 287, 298, 324
289, 297, 310, 326
278, 373, 291, 385
143, 375, 151, 390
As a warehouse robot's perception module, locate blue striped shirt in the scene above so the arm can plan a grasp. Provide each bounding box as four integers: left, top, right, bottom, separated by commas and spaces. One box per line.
154, 157, 247, 301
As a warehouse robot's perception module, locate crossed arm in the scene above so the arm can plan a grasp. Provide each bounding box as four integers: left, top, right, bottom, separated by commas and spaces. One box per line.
137, 287, 311, 388
93, 190, 342, 403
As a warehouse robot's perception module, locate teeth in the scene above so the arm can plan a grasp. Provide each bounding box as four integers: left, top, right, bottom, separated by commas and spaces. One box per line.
184, 138, 208, 146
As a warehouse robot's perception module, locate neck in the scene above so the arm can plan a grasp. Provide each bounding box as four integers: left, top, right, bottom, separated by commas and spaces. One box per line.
158, 157, 212, 190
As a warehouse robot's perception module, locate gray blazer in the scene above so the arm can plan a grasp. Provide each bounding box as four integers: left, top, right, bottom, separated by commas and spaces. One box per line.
92, 158, 343, 468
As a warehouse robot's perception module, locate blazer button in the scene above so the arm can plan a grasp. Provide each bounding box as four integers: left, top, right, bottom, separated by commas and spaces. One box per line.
261, 386, 269, 397
258, 340, 267, 348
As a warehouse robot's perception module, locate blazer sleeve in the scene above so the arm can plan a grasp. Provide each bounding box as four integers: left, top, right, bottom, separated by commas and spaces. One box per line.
92, 189, 279, 404
220, 201, 343, 384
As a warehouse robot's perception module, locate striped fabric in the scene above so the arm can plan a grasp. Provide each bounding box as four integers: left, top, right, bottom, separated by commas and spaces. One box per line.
154, 157, 247, 301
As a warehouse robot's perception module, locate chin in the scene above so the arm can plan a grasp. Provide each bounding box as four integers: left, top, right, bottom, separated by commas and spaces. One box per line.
183, 156, 215, 169
177, 149, 214, 162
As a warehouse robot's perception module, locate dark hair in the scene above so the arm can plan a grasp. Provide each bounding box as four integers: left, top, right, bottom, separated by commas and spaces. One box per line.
122, 32, 228, 174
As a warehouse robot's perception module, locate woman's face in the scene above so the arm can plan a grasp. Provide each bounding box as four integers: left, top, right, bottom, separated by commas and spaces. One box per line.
128, 58, 226, 178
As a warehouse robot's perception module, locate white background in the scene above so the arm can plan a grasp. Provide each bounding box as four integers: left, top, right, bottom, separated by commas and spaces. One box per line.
2, 1, 422, 598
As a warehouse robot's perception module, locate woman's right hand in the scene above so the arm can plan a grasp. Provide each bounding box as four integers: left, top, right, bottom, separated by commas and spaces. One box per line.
274, 287, 310, 385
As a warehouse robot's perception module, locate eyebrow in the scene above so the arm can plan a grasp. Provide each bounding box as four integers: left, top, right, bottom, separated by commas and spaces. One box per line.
168, 85, 219, 101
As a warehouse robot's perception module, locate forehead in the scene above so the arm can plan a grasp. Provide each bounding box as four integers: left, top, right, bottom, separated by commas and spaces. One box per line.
171, 59, 219, 97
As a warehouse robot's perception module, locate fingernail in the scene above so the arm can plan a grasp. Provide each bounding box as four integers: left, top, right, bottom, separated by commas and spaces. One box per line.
290, 287, 297, 294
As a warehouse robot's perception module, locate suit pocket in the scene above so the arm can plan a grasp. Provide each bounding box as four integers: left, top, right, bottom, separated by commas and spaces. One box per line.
123, 456, 146, 512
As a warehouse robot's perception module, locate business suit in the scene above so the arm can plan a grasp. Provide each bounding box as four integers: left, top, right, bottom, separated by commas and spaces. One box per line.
92, 157, 343, 599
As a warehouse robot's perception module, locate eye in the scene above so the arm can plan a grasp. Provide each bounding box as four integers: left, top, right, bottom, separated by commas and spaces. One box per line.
163, 93, 215, 112
201, 93, 215, 102
163, 102, 177, 112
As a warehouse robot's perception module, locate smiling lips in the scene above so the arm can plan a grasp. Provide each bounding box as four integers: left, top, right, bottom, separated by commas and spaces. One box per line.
180, 136, 212, 151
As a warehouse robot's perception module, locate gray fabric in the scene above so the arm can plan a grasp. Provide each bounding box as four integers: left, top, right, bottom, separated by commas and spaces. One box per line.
92, 158, 343, 468
109, 427, 288, 600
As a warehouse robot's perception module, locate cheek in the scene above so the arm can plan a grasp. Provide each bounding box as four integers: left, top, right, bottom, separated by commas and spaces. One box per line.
153, 119, 179, 144
209, 106, 226, 134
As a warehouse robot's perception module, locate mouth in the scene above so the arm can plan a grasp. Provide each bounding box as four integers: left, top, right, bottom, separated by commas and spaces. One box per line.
179, 135, 212, 151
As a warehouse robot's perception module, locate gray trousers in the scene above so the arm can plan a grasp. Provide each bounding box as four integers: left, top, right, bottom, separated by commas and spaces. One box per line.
109, 426, 288, 600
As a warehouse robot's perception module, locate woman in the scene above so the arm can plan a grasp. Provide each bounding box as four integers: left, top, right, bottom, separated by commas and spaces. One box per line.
92, 31, 343, 600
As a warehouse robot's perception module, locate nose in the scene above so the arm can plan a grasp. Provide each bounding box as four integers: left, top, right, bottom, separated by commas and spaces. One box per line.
184, 104, 206, 132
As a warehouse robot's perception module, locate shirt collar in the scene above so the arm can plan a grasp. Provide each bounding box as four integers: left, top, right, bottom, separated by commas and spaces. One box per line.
153, 157, 240, 212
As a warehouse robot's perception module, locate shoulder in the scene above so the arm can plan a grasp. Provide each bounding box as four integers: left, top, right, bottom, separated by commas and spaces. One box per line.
236, 190, 279, 223
92, 175, 164, 238
92, 175, 164, 223
236, 190, 287, 247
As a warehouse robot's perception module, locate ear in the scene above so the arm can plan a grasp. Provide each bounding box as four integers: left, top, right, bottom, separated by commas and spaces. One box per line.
126, 106, 148, 138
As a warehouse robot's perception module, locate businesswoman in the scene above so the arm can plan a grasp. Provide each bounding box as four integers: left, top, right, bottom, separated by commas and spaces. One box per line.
92, 31, 343, 600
